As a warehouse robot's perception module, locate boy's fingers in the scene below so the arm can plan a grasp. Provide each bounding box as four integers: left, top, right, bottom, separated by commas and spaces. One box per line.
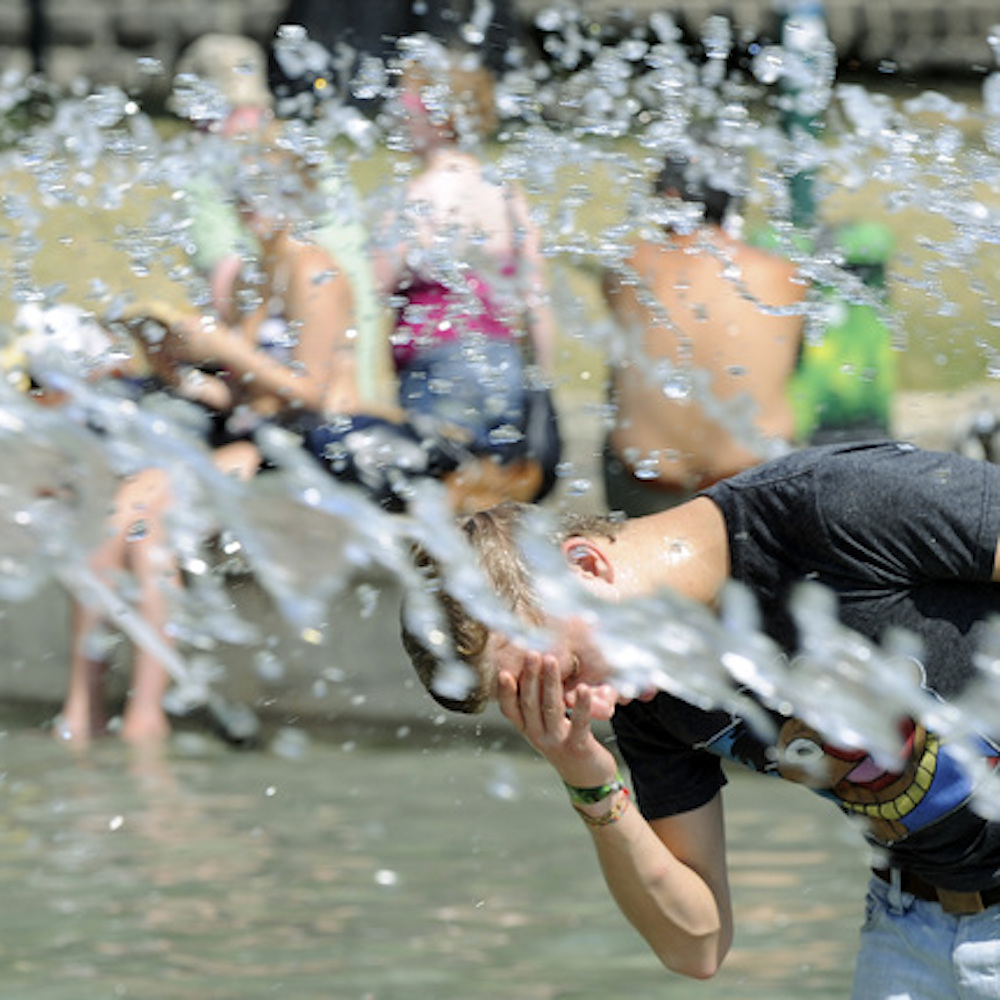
497, 671, 525, 730
567, 684, 595, 740
587, 683, 619, 721
518, 657, 541, 717
540, 659, 568, 733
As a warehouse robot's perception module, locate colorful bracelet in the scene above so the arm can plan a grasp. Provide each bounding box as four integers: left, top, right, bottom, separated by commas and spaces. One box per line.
564, 772, 625, 805
573, 789, 630, 828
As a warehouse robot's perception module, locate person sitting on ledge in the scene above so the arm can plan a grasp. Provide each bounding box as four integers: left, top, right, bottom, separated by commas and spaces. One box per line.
400, 440, 1000, 999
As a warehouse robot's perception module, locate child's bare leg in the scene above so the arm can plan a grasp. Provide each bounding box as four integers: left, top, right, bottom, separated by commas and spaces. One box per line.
58, 485, 131, 744
117, 468, 178, 746
119, 540, 176, 745
58, 600, 111, 744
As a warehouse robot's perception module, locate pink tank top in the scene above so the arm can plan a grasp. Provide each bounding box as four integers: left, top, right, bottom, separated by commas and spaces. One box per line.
391, 268, 518, 370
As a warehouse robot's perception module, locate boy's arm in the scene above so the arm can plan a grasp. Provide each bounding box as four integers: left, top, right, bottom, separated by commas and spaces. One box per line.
498, 659, 733, 979
581, 788, 733, 979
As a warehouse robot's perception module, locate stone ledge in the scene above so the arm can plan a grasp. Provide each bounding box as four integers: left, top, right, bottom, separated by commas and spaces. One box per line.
5, 0, 994, 101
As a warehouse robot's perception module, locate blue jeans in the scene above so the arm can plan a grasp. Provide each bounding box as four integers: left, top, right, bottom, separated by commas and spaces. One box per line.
852, 874, 1000, 999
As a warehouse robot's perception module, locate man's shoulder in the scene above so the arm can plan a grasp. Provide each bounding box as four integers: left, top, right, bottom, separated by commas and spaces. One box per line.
711, 444, 832, 492
732, 242, 808, 304
626, 233, 678, 263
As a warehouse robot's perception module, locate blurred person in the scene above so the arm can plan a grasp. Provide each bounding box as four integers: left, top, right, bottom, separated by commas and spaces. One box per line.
133, 120, 363, 464
5, 304, 182, 746
401, 440, 1000, 998
60, 467, 179, 745
55, 127, 364, 745
372, 38, 561, 513
602, 146, 808, 517
788, 220, 897, 445
174, 33, 386, 406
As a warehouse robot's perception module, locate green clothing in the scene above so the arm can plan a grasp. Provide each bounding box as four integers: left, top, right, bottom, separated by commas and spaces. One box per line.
790, 286, 897, 441
750, 220, 897, 443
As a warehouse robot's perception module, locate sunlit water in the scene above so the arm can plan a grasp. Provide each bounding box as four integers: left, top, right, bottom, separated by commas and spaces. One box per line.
0, 718, 869, 1000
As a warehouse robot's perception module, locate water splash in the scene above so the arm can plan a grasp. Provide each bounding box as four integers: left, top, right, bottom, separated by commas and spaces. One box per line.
2, 15, 1000, 775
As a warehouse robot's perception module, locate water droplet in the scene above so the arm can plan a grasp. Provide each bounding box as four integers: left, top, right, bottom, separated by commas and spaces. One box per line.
254, 650, 284, 682
633, 457, 661, 481
125, 519, 149, 543
271, 726, 310, 760
487, 763, 520, 801
662, 372, 692, 400
136, 57, 163, 77
988, 25, 1000, 62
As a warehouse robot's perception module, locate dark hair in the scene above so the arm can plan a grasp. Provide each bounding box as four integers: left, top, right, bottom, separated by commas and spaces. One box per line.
655, 152, 734, 227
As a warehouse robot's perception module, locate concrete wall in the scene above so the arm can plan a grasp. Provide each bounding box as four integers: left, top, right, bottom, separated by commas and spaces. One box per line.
0, 0, 288, 100
0, 566, 523, 745
515, 0, 998, 75
0, 0, 994, 108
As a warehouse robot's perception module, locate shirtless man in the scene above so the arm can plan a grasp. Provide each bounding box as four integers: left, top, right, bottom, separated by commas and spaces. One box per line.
602, 149, 808, 515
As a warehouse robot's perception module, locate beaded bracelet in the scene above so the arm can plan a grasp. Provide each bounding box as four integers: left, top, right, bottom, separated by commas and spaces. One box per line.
572, 788, 630, 828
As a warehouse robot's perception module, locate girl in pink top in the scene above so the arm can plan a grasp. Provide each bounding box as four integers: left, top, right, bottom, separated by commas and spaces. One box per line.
373, 39, 559, 509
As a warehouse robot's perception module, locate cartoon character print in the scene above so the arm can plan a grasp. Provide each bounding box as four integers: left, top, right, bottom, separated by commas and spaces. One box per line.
695, 670, 1000, 844
700, 708, 999, 844
773, 716, 938, 843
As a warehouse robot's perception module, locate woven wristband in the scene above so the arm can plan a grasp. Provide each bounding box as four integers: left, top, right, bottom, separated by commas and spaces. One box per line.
573, 792, 630, 828
564, 772, 625, 805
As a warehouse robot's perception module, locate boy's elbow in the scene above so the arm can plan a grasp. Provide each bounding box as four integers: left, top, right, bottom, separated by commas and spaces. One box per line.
660, 946, 725, 981
665, 953, 723, 981
653, 929, 730, 981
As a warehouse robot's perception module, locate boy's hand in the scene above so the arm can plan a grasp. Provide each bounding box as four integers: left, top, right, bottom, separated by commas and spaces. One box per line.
497, 656, 619, 789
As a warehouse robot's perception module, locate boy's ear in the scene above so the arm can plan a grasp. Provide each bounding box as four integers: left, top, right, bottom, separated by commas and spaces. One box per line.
562, 536, 614, 583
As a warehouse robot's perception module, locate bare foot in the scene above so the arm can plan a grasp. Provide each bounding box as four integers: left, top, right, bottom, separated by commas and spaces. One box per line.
53, 689, 109, 746
119, 705, 172, 747
51, 712, 91, 746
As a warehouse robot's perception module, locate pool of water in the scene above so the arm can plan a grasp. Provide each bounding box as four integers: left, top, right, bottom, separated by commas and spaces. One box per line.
0, 718, 870, 999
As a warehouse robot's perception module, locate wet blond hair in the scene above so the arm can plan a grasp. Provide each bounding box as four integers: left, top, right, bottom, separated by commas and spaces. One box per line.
401, 503, 621, 713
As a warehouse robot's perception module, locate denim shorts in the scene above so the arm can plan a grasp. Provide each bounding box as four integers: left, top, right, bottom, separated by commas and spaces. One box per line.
397, 338, 525, 456
852, 873, 1000, 999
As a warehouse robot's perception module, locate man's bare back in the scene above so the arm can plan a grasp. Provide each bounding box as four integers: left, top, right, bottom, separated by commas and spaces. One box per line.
603, 224, 807, 502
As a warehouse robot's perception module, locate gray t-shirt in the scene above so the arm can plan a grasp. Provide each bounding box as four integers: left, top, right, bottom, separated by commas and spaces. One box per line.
613, 441, 1000, 890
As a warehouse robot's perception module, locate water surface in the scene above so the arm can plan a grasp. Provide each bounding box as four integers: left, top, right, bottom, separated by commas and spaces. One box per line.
0, 719, 870, 999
